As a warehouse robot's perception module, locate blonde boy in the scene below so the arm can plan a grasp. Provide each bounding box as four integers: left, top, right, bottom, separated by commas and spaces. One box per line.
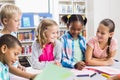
0, 3, 36, 79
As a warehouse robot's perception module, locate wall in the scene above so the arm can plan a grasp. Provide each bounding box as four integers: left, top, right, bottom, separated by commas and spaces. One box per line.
87, 0, 120, 60
15, 0, 49, 13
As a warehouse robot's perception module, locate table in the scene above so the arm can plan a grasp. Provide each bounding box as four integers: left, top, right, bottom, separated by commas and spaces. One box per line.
10, 67, 41, 80
10, 61, 120, 80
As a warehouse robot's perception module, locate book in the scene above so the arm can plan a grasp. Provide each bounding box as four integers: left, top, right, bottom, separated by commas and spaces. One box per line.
85, 66, 120, 75
34, 64, 75, 80
71, 68, 96, 77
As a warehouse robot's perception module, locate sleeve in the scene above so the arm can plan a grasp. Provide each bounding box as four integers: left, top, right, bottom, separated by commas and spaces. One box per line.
110, 38, 118, 52
87, 37, 95, 48
60, 37, 76, 68
0, 67, 2, 79
54, 40, 62, 62
31, 41, 54, 70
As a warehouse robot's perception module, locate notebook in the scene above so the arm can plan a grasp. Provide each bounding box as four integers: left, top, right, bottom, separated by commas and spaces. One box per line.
34, 64, 75, 80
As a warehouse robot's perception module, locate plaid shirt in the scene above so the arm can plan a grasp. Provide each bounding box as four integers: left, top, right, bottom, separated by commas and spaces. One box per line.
60, 32, 86, 68
0, 62, 10, 80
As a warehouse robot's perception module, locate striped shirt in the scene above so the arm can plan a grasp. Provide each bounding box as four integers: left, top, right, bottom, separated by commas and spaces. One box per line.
60, 32, 86, 68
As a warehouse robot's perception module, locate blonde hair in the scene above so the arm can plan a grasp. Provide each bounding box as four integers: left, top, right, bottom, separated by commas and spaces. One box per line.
0, 3, 22, 25
36, 19, 58, 48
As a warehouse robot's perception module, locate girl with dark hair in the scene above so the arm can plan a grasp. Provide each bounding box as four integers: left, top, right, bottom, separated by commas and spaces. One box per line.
85, 19, 117, 66
60, 14, 87, 70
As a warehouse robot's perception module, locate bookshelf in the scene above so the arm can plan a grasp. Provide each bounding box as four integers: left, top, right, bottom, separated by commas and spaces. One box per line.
58, 0, 86, 36
19, 13, 52, 56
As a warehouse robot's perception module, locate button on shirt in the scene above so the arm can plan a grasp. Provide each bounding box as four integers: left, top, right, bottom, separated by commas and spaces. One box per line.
0, 62, 10, 80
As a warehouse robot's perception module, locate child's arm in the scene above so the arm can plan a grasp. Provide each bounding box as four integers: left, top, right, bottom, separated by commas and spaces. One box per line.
85, 45, 115, 66
31, 41, 59, 69
107, 74, 120, 80
54, 40, 62, 62
17, 63, 26, 71
9, 65, 36, 79
60, 37, 76, 68
31, 42, 50, 69
61, 47, 76, 68
53, 40, 62, 66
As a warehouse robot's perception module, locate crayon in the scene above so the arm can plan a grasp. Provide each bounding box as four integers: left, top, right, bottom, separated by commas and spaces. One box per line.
102, 73, 111, 78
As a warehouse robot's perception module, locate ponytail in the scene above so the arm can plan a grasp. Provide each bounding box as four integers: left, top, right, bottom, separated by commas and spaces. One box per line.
82, 15, 87, 26
107, 37, 112, 58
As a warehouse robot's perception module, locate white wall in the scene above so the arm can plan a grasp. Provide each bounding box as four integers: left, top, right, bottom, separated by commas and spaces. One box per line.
87, 0, 120, 60
15, 0, 49, 13
109, 0, 120, 60
52, 0, 59, 24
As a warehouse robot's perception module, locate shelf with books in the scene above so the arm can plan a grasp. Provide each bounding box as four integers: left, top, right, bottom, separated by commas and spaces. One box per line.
21, 44, 32, 56
17, 29, 35, 43
58, 0, 86, 37
17, 27, 35, 57
18, 13, 52, 56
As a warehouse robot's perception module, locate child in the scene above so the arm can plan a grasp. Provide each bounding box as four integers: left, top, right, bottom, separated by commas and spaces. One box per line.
85, 19, 117, 66
0, 3, 35, 79
31, 19, 62, 69
0, 3, 21, 36
107, 74, 120, 80
60, 14, 87, 70
0, 34, 35, 80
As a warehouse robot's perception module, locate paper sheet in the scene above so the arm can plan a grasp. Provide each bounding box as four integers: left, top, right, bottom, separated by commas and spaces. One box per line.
85, 66, 120, 75
34, 64, 75, 80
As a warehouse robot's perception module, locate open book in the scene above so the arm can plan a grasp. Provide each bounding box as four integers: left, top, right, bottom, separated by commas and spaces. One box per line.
34, 64, 75, 80
85, 66, 120, 75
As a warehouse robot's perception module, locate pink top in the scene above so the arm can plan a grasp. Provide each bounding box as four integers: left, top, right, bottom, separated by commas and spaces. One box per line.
39, 43, 54, 61
87, 37, 117, 58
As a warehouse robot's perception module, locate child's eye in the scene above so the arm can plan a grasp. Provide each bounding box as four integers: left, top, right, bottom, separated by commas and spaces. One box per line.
15, 20, 20, 22
97, 30, 99, 33
101, 33, 105, 35
14, 53, 19, 56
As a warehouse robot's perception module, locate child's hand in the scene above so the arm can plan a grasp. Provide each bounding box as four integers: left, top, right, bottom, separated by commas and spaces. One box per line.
107, 75, 120, 80
54, 61, 62, 67
74, 61, 86, 70
107, 77, 116, 80
106, 58, 114, 66
17, 64, 26, 71
30, 74, 37, 80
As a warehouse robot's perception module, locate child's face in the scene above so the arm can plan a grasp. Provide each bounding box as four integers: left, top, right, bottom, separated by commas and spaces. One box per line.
45, 25, 58, 43
69, 21, 83, 39
96, 24, 112, 42
5, 13, 21, 32
3, 44, 22, 65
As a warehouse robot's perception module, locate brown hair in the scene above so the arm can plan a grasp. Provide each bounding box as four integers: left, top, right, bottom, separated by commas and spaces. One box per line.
100, 19, 115, 58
